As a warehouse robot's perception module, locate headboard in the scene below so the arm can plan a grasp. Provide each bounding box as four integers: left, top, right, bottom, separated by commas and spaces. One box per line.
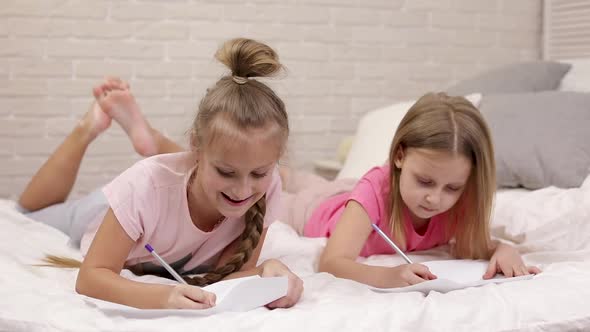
543, 0, 590, 60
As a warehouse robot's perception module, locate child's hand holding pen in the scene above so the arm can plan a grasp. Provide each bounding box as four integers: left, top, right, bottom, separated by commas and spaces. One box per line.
145, 244, 216, 309
371, 224, 437, 287
384, 264, 437, 288
164, 284, 216, 310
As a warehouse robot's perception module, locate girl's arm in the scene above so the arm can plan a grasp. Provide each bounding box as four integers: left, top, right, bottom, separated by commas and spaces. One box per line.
76, 208, 215, 309
483, 240, 541, 279
319, 201, 436, 288
215, 227, 303, 308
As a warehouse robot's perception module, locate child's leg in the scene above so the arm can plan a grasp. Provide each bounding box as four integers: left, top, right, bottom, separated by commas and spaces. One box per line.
19, 78, 183, 211
279, 165, 329, 194
152, 127, 185, 154
93, 79, 160, 156
278, 166, 357, 235
23, 188, 109, 247
95, 77, 184, 155
18, 102, 111, 212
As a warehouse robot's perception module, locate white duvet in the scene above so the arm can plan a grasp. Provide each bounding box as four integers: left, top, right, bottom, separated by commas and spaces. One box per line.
1, 176, 590, 332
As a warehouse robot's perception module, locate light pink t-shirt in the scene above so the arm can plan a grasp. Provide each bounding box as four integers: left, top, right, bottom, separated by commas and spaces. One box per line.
80, 152, 281, 273
304, 165, 451, 257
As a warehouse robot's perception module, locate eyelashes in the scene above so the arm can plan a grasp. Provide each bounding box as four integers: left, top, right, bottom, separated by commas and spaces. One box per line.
251, 172, 268, 179
416, 178, 433, 187
416, 178, 462, 192
216, 168, 233, 178
216, 168, 268, 179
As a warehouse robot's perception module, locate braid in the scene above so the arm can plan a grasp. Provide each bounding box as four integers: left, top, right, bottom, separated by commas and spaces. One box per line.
185, 196, 266, 286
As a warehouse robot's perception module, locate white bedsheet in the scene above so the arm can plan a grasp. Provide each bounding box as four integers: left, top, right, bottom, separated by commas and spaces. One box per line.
1, 176, 590, 332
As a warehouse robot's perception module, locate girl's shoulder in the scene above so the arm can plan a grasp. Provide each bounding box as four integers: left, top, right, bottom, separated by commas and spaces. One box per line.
123, 152, 194, 189
359, 164, 390, 184
103, 153, 194, 217
349, 164, 391, 198
138, 151, 194, 170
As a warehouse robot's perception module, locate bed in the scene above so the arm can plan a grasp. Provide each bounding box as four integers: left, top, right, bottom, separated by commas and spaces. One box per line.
2, 86, 590, 331
3, 60, 590, 332
3, 1, 590, 331
1, 177, 590, 332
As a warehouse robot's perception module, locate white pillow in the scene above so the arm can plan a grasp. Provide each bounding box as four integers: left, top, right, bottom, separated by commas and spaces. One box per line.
558, 58, 590, 92
336, 93, 482, 180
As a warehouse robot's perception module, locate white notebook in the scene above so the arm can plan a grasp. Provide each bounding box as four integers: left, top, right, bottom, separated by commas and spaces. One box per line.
85, 275, 288, 317
370, 260, 534, 294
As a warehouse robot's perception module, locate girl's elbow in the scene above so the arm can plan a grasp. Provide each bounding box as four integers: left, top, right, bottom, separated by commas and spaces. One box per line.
75, 268, 91, 295
317, 254, 335, 273
75, 280, 85, 296
317, 260, 328, 273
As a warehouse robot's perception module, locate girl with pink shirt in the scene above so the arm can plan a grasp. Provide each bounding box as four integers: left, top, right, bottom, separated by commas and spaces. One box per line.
18, 38, 303, 309
281, 92, 541, 289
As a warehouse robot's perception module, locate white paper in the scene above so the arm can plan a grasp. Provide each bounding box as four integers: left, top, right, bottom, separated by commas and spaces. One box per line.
85, 275, 288, 317
370, 260, 534, 294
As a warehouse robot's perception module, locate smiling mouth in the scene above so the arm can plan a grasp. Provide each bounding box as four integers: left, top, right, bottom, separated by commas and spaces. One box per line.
222, 192, 251, 205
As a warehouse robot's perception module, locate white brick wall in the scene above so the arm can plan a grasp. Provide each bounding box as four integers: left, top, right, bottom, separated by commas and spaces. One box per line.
0, 0, 542, 199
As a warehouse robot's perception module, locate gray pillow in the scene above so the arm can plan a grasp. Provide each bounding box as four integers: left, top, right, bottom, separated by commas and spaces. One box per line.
479, 91, 590, 189
447, 61, 571, 95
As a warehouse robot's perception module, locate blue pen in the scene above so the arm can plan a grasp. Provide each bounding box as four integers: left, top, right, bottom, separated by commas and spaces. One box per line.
371, 223, 413, 264
144, 244, 188, 285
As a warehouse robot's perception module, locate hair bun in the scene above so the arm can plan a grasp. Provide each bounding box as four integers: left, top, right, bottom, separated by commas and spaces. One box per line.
215, 38, 283, 79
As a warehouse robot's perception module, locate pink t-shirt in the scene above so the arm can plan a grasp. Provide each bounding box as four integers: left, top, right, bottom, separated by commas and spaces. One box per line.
304, 165, 451, 257
80, 152, 281, 273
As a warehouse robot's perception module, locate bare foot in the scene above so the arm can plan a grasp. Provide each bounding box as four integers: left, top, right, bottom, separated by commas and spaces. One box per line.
93, 84, 157, 156
77, 102, 112, 141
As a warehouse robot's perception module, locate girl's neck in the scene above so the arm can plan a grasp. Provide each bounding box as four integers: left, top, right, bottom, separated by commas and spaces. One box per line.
186, 170, 225, 232
408, 209, 430, 235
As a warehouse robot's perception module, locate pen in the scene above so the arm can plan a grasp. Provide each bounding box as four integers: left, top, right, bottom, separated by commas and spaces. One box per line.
144, 244, 188, 284
371, 223, 413, 264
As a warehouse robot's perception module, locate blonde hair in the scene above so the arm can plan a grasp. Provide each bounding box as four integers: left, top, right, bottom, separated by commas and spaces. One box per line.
43, 38, 288, 285
191, 38, 288, 150
183, 38, 287, 286
387, 92, 495, 259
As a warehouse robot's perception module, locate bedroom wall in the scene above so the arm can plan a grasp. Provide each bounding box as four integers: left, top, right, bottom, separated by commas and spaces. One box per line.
0, 0, 542, 198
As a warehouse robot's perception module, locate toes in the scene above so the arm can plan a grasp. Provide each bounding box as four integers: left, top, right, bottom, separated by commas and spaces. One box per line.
92, 86, 104, 99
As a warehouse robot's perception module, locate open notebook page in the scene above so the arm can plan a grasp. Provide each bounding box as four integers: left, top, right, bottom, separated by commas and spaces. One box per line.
85, 275, 288, 317
370, 260, 534, 294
